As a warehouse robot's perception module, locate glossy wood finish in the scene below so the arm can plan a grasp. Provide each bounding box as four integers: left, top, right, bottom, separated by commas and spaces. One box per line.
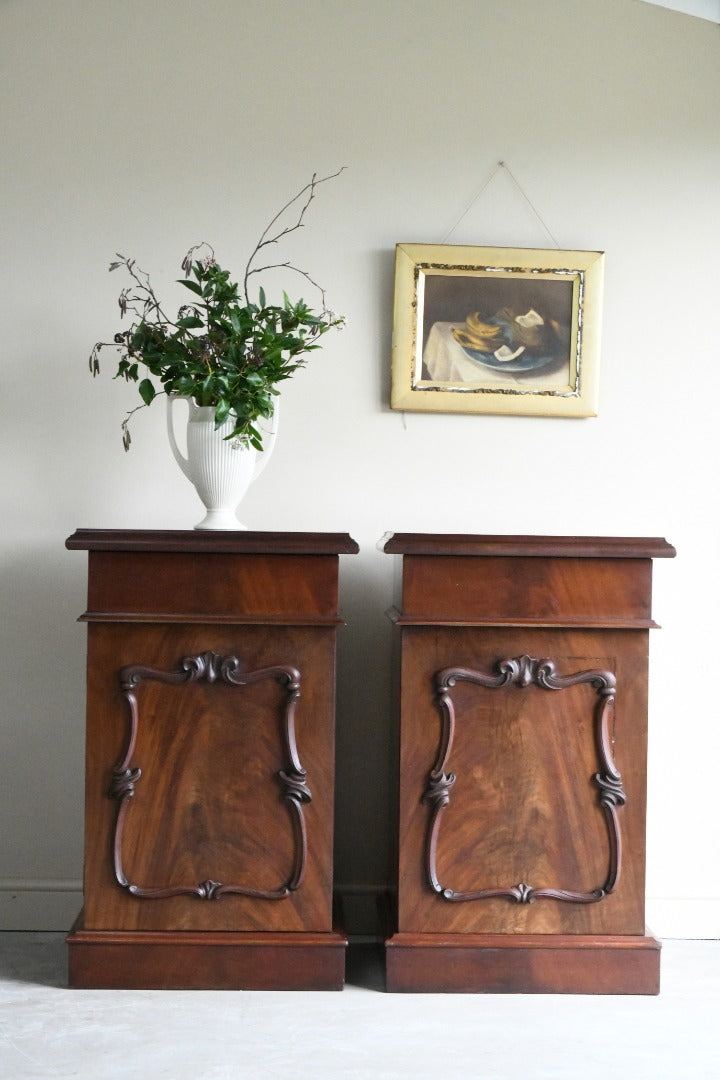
386, 933, 661, 995
383, 533, 675, 559
395, 555, 656, 627
67, 529, 360, 555
68, 923, 347, 991
384, 533, 675, 994
66, 530, 358, 989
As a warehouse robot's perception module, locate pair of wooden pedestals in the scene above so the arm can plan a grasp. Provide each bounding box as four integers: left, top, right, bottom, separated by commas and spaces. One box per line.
66, 530, 674, 993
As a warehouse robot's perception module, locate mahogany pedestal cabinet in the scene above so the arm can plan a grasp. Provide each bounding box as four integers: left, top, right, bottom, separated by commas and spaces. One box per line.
383, 534, 675, 995
65, 529, 358, 990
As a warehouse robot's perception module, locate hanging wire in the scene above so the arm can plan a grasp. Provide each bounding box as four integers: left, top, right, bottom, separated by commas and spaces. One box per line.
441, 161, 505, 243
441, 160, 560, 248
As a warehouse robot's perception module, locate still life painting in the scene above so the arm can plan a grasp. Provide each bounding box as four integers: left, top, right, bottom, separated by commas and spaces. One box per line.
390, 244, 604, 417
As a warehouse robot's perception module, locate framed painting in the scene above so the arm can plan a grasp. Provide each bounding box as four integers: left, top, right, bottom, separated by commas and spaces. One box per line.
390, 244, 604, 417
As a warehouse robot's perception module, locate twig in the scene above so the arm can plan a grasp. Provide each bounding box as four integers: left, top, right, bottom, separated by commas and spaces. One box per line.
243, 167, 345, 301
112, 255, 174, 326
244, 260, 328, 311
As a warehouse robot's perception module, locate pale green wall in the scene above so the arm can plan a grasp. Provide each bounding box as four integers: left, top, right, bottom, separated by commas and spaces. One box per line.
1, 0, 718, 936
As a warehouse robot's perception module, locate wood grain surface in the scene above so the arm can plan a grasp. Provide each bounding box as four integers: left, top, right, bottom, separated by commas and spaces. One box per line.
68, 531, 355, 988
384, 533, 673, 993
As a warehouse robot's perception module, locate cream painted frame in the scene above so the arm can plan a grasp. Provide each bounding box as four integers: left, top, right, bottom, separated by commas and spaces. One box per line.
390, 244, 604, 418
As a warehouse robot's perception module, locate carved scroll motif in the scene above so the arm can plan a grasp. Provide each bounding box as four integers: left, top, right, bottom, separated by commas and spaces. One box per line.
426, 654, 625, 905
110, 651, 310, 901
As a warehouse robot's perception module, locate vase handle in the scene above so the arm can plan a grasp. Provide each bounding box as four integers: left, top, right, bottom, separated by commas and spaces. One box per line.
253, 399, 279, 480
166, 395, 192, 481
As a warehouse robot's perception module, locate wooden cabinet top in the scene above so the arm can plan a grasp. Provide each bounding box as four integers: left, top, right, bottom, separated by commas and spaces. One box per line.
66, 530, 359, 556
383, 534, 676, 560
67, 531, 358, 624
384, 533, 675, 628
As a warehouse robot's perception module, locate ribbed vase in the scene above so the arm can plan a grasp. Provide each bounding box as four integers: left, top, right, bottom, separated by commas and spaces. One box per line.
167, 397, 278, 530
185, 406, 256, 529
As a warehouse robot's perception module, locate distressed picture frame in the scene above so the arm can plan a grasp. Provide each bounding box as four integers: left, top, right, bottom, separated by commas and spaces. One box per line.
390, 243, 604, 417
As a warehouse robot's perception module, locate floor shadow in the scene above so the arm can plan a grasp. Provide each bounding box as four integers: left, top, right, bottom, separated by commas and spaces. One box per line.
344, 942, 386, 992
0, 932, 68, 988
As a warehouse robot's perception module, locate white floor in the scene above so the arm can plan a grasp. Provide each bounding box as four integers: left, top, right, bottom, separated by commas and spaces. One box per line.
0, 935, 718, 1080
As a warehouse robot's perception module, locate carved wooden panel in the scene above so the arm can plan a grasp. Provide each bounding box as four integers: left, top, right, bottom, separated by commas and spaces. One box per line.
82, 622, 338, 933
111, 652, 310, 902
396, 626, 649, 937
426, 655, 625, 905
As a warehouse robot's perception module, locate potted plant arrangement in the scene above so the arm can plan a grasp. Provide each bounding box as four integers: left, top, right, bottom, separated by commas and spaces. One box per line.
89, 169, 345, 528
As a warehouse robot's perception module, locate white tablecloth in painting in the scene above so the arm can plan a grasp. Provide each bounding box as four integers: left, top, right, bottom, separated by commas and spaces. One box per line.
423, 322, 569, 390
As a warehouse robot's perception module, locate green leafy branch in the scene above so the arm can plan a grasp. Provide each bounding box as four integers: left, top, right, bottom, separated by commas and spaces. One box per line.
89, 170, 345, 450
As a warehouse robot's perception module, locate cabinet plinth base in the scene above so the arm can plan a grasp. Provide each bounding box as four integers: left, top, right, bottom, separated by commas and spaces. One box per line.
67, 919, 347, 990
385, 931, 661, 995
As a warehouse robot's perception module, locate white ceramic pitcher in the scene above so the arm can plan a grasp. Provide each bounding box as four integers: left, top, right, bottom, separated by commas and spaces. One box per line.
167, 395, 278, 530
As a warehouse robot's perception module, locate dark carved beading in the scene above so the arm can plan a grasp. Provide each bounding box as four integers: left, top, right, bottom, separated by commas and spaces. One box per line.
279, 770, 312, 803
513, 883, 533, 904
109, 766, 141, 800
422, 772, 456, 809
111, 652, 311, 902
425, 655, 626, 906
197, 880, 223, 900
